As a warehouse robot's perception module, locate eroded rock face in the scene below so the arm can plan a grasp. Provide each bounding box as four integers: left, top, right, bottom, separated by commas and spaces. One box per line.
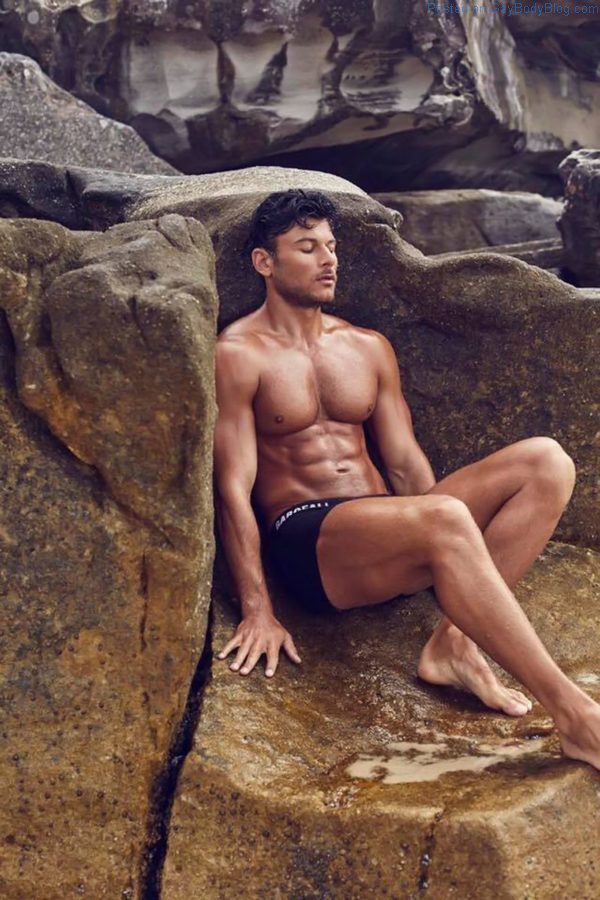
162, 543, 600, 898
373, 189, 562, 255
1, 1, 599, 189
558, 148, 600, 287
0, 215, 217, 897
0, 53, 177, 174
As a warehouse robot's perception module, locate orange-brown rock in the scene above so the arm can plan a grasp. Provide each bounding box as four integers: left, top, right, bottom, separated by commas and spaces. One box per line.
125, 166, 598, 549
0, 162, 598, 897
162, 543, 600, 899
2, 159, 595, 542
0, 215, 217, 898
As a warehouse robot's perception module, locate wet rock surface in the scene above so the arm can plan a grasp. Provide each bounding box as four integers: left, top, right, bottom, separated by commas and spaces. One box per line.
162, 543, 600, 899
558, 148, 600, 287
0, 215, 217, 897
374, 189, 562, 256
0, 53, 176, 174
1, 2, 599, 190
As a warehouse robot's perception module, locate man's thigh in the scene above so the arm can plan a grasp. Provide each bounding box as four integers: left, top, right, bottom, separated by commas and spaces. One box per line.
427, 439, 533, 531
316, 495, 438, 610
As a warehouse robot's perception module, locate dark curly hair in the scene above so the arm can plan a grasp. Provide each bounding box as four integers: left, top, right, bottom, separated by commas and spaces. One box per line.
243, 189, 339, 257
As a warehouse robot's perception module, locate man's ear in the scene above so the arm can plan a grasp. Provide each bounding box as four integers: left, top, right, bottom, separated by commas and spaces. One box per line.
251, 247, 273, 278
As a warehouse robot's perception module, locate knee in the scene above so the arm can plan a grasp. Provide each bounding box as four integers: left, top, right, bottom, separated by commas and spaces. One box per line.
523, 437, 576, 505
421, 495, 481, 557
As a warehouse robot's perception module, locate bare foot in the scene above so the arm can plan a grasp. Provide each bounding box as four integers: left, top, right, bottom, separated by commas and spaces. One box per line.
558, 702, 600, 770
417, 623, 533, 717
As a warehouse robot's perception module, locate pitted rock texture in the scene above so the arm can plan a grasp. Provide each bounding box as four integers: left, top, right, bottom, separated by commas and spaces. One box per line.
558, 148, 600, 287
162, 543, 600, 899
0, 215, 217, 897
373, 189, 562, 255
0, 160, 597, 548
0, 53, 176, 174
1, 1, 599, 189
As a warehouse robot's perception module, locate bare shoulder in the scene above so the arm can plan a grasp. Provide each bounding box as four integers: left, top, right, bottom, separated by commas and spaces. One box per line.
216, 315, 263, 398
325, 315, 394, 359
218, 308, 263, 344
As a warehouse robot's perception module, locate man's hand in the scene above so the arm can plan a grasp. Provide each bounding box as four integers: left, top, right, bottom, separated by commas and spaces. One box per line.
216, 611, 302, 677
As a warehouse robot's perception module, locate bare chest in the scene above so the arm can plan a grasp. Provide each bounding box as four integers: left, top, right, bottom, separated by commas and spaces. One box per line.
254, 347, 377, 436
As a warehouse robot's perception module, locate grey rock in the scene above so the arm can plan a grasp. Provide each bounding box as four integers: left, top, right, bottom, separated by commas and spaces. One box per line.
558, 148, 600, 287
1, 2, 600, 190
0, 52, 177, 174
372, 189, 563, 255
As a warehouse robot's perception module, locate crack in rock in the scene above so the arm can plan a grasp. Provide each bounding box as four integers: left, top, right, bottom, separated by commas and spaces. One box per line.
140, 602, 214, 899
416, 808, 445, 895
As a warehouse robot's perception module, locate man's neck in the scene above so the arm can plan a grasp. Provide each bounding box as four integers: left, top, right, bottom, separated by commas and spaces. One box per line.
263, 293, 326, 345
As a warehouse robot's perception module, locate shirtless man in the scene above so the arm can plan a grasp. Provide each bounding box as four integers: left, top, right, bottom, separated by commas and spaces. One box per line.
214, 188, 600, 769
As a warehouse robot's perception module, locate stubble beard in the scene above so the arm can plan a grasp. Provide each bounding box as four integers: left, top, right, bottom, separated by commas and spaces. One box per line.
277, 283, 334, 309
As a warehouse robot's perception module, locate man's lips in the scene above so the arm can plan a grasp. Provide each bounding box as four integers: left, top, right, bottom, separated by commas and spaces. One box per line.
317, 274, 336, 283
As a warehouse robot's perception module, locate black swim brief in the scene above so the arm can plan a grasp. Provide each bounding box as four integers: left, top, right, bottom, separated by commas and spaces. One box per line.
266, 494, 391, 614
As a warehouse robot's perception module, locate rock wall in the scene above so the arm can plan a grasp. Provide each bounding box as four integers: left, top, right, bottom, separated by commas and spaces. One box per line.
1, 2, 599, 190
0, 215, 217, 897
0, 160, 597, 547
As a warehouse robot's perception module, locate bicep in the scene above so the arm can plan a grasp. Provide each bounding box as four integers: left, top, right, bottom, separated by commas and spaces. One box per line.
365, 334, 420, 466
214, 342, 259, 498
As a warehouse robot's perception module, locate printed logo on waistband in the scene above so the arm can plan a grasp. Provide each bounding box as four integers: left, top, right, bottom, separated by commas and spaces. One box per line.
274, 501, 329, 531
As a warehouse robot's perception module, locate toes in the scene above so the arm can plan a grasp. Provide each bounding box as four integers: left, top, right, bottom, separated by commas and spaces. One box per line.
502, 692, 531, 717
508, 689, 533, 712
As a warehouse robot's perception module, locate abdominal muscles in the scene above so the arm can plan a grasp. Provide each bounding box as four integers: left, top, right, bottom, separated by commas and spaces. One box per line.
254, 420, 388, 526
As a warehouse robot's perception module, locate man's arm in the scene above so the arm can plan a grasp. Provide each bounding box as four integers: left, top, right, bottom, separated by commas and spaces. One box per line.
213, 338, 301, 677
365, 332, 436, 496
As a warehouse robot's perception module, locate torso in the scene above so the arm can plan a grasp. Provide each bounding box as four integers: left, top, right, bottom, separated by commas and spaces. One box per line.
219, 308, 389, 529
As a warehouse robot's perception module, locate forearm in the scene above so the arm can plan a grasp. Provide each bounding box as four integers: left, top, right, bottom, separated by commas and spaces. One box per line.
216, 489, 273, 618
387, 445, 436, 496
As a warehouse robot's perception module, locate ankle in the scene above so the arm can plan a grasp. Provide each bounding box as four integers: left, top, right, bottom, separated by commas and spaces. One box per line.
552, 692, 597, 736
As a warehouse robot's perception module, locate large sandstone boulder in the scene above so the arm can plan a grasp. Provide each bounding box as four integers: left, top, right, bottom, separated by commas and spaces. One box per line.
0, 162, 598, 895
162, 543, 600, 898
558, 148, 600, 287
0, 215, 217, 897
0, 53, 176, 174
373, 189, 562, 255
0, 159, 597, 548
1, 2, 600, 190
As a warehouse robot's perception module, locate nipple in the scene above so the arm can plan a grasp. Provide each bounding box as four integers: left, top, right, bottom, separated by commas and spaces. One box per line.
275, 415, 284, 423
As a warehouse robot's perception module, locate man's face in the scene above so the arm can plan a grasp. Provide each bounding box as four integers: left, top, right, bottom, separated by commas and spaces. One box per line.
257, 217, 338, 307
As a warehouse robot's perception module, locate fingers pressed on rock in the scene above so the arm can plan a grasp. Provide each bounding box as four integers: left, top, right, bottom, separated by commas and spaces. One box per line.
265, 646, 279, 677
284, 636, 302, 663
231, 640, 252, 671
240, 645, 263, 675
217, 636, 241, 659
